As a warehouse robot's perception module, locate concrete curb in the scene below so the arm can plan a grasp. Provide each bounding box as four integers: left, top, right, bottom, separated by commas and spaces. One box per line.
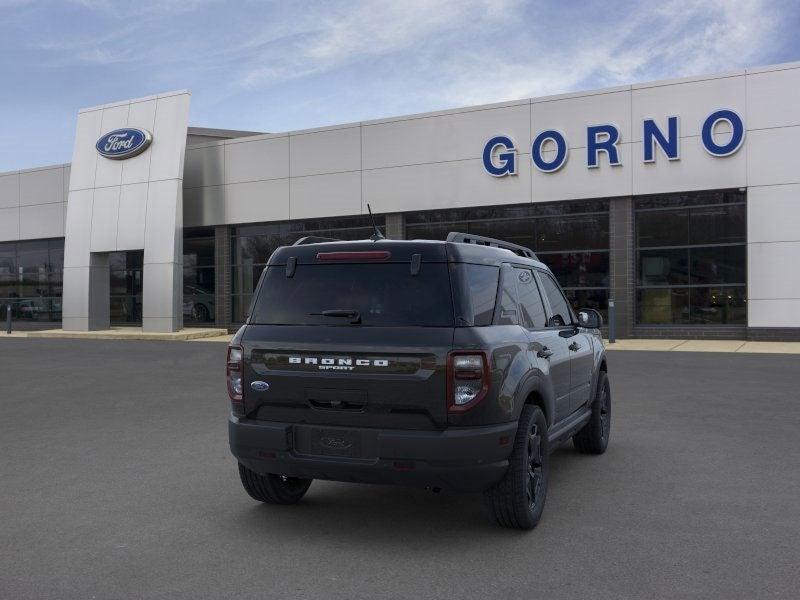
2, 332, 798, 353
604, 339, 800, 354
12, 327, 229, 341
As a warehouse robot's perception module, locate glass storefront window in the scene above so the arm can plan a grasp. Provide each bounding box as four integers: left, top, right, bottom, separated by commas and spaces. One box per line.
406, 201, 611, 319
109, 250, 143, 325
0, 238, 64, 322
230, 215, 385, 323
635, 190, 746, 325
183, 228, 216, 325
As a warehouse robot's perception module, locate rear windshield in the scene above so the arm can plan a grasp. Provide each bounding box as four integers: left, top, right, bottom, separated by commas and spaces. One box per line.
250, 263, 454, 326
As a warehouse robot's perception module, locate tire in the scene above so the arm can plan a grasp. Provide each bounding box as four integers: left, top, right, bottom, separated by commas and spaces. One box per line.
573, 371, 611, 454
483, 405, 549, 530
237, 463, 312, 505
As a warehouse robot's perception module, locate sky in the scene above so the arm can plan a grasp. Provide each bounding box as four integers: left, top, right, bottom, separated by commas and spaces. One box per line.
0, 0, 798, 171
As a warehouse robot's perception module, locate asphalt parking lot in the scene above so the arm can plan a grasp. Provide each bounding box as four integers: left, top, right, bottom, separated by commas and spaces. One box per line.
1, 339, 798, 600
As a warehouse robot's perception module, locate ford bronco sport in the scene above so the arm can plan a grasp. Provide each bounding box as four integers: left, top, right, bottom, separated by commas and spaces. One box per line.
227, 232, 610, 529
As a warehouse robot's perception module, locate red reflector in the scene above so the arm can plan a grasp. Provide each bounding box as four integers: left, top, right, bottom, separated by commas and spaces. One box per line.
258, 451, 276, 459
316, 251, 391, 261
499, 435, 510, 446
393, 461, 415, 471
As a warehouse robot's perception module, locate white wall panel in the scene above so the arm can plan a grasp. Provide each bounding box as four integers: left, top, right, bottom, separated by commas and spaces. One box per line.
69, 109, 103, 191
142, 262, 179, 317
116, 183, 148, 250
747, 184, 800, 244
121, 99, 157, 185
632, 139, 746, 195
63, 166, 70, 201
19, 202, 64, 240
532, 144, 632, 202
144, 178, 181, 264
534, 90, 631, 148
290, 126, 360, 177
89, 186, 120, 252
149, 93, 191, 182
225, 178, 289, 225
61, 267, 90, 319
63, 189, 93, 268
363, 103, 530, 169
746, 126, 800, 187
0, 173, 19, 209
290, 171, 361, 219
19, 167, 63, 206
184, 185, 225, 228
225, 136, 289, 183
746, 68, 800, 130
748, 241, 800, 300
0, 207, 19, 240
364, 158, 531, 214
185, 144, 224, 188
94, 104, 129, 189
631, 75, 746, 141
748, 299, 800, 327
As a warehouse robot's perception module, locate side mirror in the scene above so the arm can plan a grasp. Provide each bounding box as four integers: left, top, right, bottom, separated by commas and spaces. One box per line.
577, 308, 603, 329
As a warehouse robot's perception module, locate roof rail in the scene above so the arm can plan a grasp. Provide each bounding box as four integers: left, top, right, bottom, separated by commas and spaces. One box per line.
292, 236, 340, 246
446, 232, 537, 260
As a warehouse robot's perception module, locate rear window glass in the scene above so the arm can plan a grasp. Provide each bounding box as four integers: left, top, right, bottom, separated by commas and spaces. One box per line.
452, 264, 500, 326
250, 263, 454, 327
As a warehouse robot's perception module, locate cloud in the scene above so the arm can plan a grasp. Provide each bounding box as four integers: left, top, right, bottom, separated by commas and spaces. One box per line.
235, 0, 523, 88
215, 0, 786, 113
0, 0, 795, 170
430, 0, 783, 106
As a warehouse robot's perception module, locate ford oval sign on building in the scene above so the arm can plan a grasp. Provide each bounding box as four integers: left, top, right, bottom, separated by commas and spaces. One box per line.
95, 128, 152, 160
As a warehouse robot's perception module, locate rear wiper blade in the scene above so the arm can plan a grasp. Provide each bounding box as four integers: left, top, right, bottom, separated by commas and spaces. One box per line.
310, 309, 362, 324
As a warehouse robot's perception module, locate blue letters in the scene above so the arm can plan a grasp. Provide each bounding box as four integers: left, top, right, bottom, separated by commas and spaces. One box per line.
587, 124, 621, 168
701, 109, 745, 157
643, 116, 679, 162
531, 130, 568, 172
482, 135, 517, 176
482, 109, 745, 176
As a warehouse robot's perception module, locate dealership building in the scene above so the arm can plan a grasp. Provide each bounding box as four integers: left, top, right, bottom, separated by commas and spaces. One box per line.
1, 60, 799, 339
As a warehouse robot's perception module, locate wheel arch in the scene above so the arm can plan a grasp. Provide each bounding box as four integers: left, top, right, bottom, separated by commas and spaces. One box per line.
515, 373, 555, 428
590, 351, 609, 403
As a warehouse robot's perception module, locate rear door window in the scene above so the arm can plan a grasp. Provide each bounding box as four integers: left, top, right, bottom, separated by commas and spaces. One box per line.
250, 263, 454, 327
515, 268, 547, 329
539, 271, 573, 327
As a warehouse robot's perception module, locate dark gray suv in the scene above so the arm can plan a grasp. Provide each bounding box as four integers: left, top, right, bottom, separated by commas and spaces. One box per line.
227, 232, 610, 529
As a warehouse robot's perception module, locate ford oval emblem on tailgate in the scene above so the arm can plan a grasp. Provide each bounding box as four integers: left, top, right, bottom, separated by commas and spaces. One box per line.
319, 436, 353, 450
250, 381, 270, 392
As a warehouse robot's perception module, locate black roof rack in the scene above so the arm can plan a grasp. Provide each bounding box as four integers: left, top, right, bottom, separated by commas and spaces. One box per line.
292, 236, 340, 245
446, 232, 537, 260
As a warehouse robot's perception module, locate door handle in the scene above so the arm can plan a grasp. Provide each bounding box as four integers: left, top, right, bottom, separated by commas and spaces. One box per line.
537, 346, 553, 359
568, 341, 581, 352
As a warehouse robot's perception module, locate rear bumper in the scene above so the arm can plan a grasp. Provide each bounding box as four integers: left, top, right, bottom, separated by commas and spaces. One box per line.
229, 416, 517, 493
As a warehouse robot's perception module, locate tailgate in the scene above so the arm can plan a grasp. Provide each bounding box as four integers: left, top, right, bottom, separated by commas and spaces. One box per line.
241, 325, 453, 430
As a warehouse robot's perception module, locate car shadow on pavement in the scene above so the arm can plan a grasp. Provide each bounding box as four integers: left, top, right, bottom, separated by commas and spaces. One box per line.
221, 445, 590, 543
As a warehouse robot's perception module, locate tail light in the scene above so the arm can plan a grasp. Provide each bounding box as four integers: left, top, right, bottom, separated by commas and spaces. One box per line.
227, 345, 244, 413
447, 351, 490, 413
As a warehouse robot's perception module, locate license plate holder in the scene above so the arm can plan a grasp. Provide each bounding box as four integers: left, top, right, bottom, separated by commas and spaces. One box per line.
303, 427, 363, 459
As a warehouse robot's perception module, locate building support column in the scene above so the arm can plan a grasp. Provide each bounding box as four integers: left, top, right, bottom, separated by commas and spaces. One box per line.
214, 225, 232, 330
608, 197, 634, 339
